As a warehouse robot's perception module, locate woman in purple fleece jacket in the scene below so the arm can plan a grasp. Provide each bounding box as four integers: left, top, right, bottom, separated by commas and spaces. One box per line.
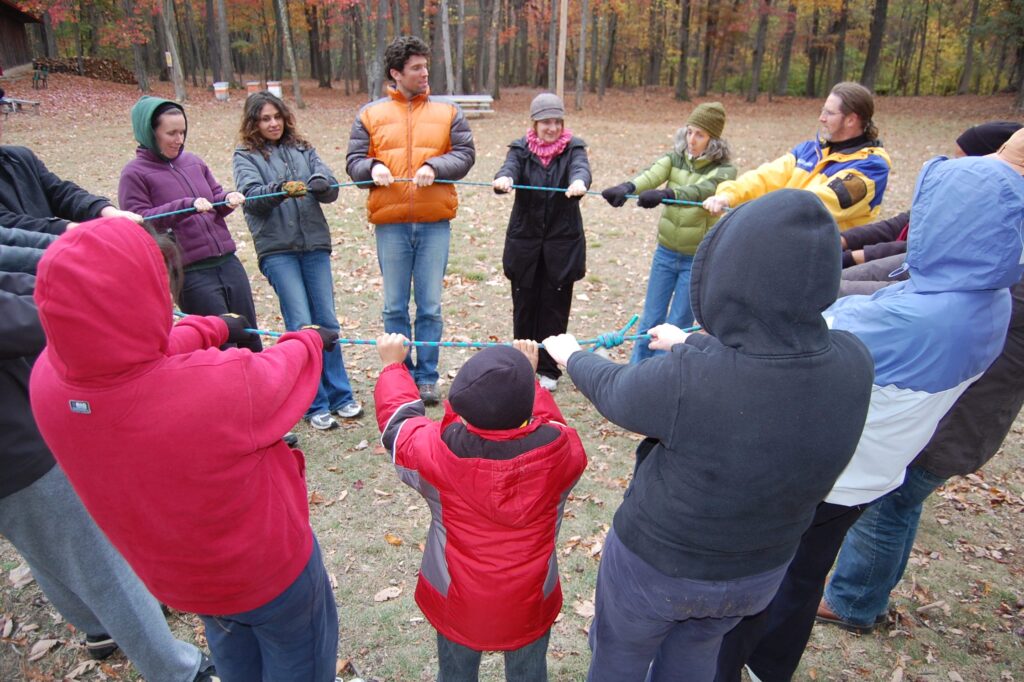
118, 96, 261, 351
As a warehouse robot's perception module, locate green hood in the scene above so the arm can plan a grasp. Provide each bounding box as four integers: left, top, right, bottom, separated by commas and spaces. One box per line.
130, 96, 186, 160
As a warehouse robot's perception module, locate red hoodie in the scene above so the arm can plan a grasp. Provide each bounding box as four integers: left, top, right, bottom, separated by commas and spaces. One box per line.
30, 217, 323, 615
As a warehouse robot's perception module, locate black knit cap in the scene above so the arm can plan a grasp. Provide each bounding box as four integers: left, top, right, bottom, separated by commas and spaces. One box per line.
448, 346, 535, 430
956, 121, 1023, 157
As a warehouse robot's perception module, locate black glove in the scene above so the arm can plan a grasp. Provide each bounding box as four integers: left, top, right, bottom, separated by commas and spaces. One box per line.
266, 183, 288, 204
601, 182, 635, 208
637, 188, 676, 208
301, 324, 338, 353
219, 313, 256, 346
307, 176, 331, 195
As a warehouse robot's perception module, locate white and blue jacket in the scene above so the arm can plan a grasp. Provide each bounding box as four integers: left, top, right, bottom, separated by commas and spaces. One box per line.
826, 156, 1024, 506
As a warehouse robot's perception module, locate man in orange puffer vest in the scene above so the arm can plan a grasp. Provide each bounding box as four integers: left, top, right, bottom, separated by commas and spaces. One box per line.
346, 35, 475, 406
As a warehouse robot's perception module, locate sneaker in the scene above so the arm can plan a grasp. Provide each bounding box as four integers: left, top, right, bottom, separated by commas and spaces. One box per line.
417, 383, 440, 406
334, 401, 364, 419
85, 633, 118, 660
815, 599, 876, 634
194, 653, 220, 682
538, 375, 558, 392
308, 412, 339, 430
283, 431, 299, 447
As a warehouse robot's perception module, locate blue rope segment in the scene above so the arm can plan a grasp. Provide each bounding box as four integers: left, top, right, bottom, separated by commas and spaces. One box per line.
172, 310, 702, 349
142, 177, 720, 221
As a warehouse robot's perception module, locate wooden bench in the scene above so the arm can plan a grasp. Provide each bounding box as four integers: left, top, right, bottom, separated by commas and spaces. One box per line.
434, 94, 495, 119
1, 97, 41, 116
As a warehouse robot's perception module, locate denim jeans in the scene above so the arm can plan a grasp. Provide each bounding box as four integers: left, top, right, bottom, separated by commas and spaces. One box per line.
436, 629, 550, 682
375, 221, 451, 385
200, 536, 338, 682
587, 529, 787, 682
824, 466, 947, 626
260, 251, 355, 416
632, 245, 695, 363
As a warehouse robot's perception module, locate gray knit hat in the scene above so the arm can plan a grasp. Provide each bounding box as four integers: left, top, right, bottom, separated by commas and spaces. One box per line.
530, 92, 565, 121
687, 102, 726, 139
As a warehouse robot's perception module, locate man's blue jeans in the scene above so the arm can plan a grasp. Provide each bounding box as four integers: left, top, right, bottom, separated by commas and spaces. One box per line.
260, 251, 356, 416
632, 245, 695, 363
375, 221, 450, 385
199, 536, 339, 682
824, 466, 948, 626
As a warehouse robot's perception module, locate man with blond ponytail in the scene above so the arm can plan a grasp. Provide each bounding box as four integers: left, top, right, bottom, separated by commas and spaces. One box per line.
704, 82, 891, 230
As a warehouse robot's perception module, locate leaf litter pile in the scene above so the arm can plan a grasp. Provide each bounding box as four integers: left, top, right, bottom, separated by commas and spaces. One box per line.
0, 73, 1022, 681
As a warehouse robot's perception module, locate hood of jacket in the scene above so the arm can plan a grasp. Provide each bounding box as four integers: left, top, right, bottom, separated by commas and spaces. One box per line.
690, 189, 840, 355
131, 96, 186, 161
904, 156, 1024, 293
34, 217, 173, 383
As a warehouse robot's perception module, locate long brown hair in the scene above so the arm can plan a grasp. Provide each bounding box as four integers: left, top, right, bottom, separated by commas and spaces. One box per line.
238, 92, 310, 157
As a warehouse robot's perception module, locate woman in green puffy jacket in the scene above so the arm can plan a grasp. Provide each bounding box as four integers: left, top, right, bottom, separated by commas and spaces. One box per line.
600, 102, 736, 362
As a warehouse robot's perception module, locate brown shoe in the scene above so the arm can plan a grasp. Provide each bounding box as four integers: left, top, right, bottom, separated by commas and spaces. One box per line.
815, 599, 876, 634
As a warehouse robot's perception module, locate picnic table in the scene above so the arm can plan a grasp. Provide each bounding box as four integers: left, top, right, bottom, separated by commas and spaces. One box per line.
433, 94, 495, 119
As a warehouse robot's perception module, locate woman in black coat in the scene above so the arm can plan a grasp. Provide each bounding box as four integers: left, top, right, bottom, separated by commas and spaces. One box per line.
493, 93, 591, 390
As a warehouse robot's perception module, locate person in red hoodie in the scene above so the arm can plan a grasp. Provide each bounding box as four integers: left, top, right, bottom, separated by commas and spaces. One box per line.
374, 335, 588, 681
29, 217, 339, 682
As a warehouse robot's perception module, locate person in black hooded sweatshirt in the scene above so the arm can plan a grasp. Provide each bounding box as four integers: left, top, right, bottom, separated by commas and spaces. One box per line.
543, 189, 875, 682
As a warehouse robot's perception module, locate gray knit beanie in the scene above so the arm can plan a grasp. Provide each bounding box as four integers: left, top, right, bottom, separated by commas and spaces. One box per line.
687, 102, 726, 139
530, 92, 565, 121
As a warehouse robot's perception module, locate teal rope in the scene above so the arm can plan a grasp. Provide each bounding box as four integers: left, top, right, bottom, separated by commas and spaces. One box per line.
143, 177, 718, 221
173, 311, 702, 349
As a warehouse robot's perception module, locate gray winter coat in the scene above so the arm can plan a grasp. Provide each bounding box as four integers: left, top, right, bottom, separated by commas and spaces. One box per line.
232, 144, 339, 261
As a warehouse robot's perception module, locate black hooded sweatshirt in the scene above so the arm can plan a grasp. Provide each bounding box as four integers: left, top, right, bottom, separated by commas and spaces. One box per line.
567, 189, 874, 580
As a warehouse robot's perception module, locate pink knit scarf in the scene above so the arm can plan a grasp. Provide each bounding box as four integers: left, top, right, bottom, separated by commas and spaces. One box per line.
526, 128, 573, 167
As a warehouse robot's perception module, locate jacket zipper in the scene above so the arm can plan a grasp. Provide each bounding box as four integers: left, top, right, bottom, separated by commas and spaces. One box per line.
168, 159, 223, 257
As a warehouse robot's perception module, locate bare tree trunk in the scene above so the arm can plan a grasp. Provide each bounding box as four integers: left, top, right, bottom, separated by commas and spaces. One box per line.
514, 0, 528, 86
913, 0, 930, 96
161, 0, 187, 100
957, 0, 981, 94
589, 6, 599, 92
600, 9, 617, 97
699, 3, 716, 96
746, 0, 772, 102
547, 0, 558, 89
830, 0, 849, 87
575, 0, 589, 109
805, 7, 821, 97
477, 0, 496, 92
440, 0, 455, 94
673, 0, 691, 100
273, 0, 284, 80
276, 0, 304, 107
204, 0, 222, 82
488, 1, 499, 96
773, 1, 797, 95
373, 0, 388, 98
456, 0, 466, 91
215, 0, 233, 84
556, 0, 567, 97
181, 0, 203, 86
861, 0, 888, 90
321, 6, 332, 87
409, 0, 424, 38
392, 0, 402, 36
121, 0, 152, 92
41, 11, 58, 58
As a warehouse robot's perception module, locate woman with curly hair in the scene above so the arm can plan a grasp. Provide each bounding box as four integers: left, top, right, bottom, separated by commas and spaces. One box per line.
233, 91, 361, 430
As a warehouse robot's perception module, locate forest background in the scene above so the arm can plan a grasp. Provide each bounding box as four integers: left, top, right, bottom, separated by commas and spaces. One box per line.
13, 0, 1024, 111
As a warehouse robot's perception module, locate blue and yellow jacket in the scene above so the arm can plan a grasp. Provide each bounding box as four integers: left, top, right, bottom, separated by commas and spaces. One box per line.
715, 136, 891, 230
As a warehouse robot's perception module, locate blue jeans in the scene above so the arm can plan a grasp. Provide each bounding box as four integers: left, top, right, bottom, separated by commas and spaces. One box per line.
824, 466, 947, 626
587, 529, 787, 682
375, 221, 451, 385
436, 630, 550, 682
631, 245, 695, 363
200, 537, 338, 682
260, 251, 355, 416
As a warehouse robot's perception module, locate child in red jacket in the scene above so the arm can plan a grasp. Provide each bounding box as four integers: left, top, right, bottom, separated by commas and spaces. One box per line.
374, 334, 588, 681
30, 218, 339, 682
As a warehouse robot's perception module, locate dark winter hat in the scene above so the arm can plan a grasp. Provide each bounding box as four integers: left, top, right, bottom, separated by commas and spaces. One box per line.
530, 92, 565, 121
687, 102, 726, 139
956, 121, 1022, 157
448, 346, 535, 430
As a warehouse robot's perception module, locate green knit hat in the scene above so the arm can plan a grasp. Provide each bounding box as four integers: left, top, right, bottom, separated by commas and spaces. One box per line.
687, 102, 726, 139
